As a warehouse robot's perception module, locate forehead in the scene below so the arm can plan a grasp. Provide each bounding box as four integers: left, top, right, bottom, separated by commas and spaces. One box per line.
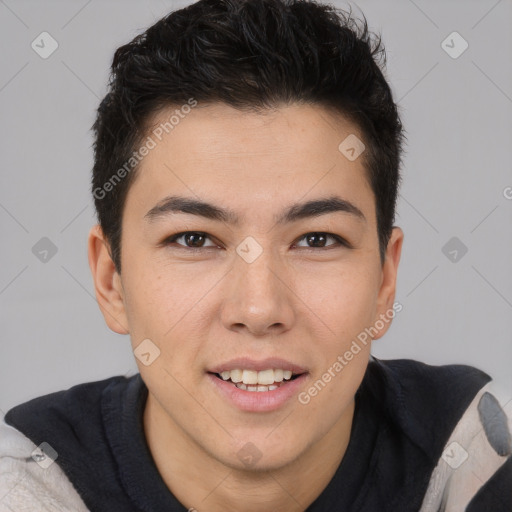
125, 102, 375, 224
144, 102, 365, 162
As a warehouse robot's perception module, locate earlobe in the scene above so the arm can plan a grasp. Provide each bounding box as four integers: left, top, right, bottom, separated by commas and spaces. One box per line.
87, 225, 130, 335
373, 227, 404, 340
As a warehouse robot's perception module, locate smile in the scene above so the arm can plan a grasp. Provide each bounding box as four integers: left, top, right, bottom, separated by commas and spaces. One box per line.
214, 368, 300, 392
207, 359, 309, 411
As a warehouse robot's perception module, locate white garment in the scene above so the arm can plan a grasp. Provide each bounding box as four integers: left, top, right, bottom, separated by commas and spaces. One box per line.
0, 419, 89, 511
420, 380, 512, 511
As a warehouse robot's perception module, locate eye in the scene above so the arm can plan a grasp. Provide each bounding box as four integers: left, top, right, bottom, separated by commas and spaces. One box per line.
162, 231, 350, 251
163, 231, 218, 249
294, 232, 349, 249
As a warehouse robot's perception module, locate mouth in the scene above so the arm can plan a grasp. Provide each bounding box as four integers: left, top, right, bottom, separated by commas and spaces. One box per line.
207, 358, 309, 411
209, 368, 303, 392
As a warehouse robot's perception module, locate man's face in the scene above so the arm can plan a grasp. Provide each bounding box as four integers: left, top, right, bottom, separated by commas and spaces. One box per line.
97, 102, 401, 471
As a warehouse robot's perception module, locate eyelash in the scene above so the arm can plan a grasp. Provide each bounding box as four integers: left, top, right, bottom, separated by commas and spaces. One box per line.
162, 231, 351, 251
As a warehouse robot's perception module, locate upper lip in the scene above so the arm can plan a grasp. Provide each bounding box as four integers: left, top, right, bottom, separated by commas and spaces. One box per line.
208, 357, 308, 374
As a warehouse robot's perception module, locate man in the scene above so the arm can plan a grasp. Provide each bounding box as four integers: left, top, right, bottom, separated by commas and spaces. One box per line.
1, 0, 510, 510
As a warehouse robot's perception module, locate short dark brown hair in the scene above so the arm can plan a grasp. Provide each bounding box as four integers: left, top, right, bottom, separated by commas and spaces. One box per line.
91, 0, 404, 272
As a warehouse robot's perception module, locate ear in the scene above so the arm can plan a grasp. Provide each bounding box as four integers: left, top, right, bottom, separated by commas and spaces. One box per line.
87, 225, 129, 335
372, 226, 404, 340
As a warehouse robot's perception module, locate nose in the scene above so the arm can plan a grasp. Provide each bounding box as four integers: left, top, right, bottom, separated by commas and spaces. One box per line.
220, 245, 295, 338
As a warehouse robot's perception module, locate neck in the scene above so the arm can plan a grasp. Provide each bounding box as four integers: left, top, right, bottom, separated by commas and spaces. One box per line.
143, 395, 354, 512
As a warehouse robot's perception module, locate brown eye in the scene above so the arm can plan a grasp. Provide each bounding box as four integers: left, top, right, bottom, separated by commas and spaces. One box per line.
164, 231, 217, 248
183, 232, 206, 247
307, 233, 328, 247
295, 232, 348, 249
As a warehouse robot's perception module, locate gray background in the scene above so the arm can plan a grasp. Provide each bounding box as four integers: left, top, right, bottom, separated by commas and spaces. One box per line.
1, 0, 511, 414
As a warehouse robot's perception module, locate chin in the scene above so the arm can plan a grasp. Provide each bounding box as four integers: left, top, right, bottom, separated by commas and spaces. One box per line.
212, 434, 308, 473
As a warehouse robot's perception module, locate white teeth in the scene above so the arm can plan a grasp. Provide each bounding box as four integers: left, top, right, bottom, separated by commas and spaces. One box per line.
230, 369, 243, 383
257, 369, 275, 385
218, 368, 298, 386
242, 370, 258, 385
245, 384, 279, 392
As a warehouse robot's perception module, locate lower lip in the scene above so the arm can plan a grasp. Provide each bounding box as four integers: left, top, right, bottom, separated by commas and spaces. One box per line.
207, 373, 308, 412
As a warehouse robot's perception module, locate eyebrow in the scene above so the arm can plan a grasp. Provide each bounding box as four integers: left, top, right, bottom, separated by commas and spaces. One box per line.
144, 195, 366, 225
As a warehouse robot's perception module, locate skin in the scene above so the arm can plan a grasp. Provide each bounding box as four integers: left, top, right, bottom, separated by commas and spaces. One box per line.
88, 102, 403, 512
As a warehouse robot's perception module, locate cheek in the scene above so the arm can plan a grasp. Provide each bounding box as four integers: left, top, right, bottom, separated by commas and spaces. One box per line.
121, 259, 214, 362
301, 265, 377, 418
299, 263, 379, 340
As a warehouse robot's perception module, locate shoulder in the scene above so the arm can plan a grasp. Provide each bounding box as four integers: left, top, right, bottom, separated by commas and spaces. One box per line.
4, 374, 131, 427
0, 417, 89, 511
419, 378, 512, 511
0, 374, 140, 511
3, 374, 137, 450
363, 357, 492, 456
366, 357, 492, 417
365, 358, 511, 509
368, 356, 492, 396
